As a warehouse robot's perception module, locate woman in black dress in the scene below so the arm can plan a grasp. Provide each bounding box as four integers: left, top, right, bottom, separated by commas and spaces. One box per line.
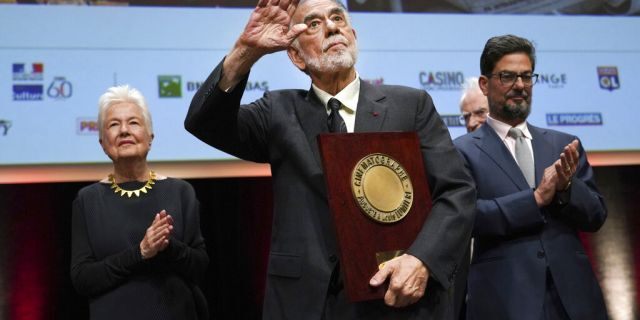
70, 85, 209, 320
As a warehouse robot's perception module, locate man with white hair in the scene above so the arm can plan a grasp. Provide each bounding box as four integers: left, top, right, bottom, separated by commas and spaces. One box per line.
459, 77, 489, 133
185, 1, 475, 318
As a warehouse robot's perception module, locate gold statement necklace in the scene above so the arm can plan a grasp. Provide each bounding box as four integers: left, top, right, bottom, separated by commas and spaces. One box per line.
109, 171, 157, 198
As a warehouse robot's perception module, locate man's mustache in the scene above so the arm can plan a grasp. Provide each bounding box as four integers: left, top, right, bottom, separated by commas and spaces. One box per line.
323, 35, 349, 51
506, 91, 529, 99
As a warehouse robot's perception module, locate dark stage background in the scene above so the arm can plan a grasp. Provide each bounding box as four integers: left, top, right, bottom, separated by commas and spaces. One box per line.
0, 165, 638, 319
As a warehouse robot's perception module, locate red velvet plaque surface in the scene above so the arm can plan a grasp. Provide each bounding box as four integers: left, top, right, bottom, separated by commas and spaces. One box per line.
318, 132, 432, 302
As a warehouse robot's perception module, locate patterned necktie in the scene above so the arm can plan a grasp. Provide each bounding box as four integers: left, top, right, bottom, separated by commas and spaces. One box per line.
327, 98, 347, 133
508, 127, 535, 187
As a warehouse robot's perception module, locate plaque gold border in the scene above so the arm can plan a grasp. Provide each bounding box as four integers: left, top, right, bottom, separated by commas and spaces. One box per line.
350, 153, 414, 224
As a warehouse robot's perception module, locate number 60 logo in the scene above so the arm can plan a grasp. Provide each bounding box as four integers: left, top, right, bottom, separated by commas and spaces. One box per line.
47, 76, 73, 99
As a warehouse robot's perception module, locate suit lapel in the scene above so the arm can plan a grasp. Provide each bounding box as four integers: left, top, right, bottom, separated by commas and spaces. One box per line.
473, 124, 530, 190
294, 89, 328, 182
292, 80, 389, 195
354, 80, 387, 132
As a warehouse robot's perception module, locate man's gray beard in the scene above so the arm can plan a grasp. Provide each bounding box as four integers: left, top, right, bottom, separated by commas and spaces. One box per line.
300, 44, 358, 73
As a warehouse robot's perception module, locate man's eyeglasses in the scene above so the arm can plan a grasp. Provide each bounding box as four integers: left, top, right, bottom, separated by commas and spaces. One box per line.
488, 72, 538, 87
459, 109, 488, 124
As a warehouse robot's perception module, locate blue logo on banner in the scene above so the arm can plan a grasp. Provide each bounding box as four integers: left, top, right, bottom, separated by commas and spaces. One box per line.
597, 66, 620, 91
441, 115, 465, 127
419, 71, 464, 91
47, 76, 73, 100
245, 80, 269, 92
0, 119, 11, 136
187, 81, 203, 92
13, 85, 43, 101
13, 62, 44, 81
537, 73, 567, 89
12, 63, 23, 74
546, 113, 603, 126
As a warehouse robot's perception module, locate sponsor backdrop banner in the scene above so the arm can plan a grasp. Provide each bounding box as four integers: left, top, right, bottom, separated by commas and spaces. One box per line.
0, 5, 638, 165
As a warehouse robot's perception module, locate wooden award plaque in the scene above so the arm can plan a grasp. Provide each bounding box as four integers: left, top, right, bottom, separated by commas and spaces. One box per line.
317, 132, 432, 302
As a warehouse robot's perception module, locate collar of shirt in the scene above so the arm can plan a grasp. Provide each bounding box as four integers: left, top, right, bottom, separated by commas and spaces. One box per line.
486, 116, 532, 141
486, 116, 535, 162
312, 72, 360, 132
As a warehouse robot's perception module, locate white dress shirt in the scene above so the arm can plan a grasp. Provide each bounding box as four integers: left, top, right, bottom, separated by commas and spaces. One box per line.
486, 116, 535, 165
312, 72, 360, 133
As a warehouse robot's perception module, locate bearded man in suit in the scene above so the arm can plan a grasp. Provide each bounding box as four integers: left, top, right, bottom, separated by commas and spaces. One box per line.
454, 34, 607, 320
185, 0, 476, 318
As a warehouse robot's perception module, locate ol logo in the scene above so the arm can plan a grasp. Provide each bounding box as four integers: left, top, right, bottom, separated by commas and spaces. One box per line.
597, 66, 620, 91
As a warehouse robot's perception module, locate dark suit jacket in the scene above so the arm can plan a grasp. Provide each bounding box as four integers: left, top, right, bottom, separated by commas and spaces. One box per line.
454, 123, 607, 320
185, 60, 476, 320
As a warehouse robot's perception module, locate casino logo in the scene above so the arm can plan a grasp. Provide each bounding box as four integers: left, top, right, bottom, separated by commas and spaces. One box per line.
158, 75, 182, 98
418, 71, 464, 91
597, 66, 620, 91
0, 119, 12, 136
13, 84, 43, 101
47, 76, 73, 100
76, 118, 99, 135
546, 113, 603, 126
351, 153, 414, 224
13, 63, 44, 81
441, 115, 465, 127
537, 73, 567, 89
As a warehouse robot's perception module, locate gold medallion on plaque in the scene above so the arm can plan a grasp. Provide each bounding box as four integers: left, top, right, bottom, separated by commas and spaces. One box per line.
351, 153, 414, 223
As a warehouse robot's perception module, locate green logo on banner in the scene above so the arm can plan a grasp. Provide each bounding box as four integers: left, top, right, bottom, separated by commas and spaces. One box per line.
158, 75, 182, 98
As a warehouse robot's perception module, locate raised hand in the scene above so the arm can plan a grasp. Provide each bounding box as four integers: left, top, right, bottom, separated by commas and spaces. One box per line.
554, 139, 579, 190
534, 139, 580, 207
239, 0, 307, 55
140, 210, 174, 259
534, 165, 559, 207
220, 0, 307, 90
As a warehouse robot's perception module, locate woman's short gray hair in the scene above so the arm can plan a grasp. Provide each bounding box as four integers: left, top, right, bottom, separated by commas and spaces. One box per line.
97, 85, 153, 139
